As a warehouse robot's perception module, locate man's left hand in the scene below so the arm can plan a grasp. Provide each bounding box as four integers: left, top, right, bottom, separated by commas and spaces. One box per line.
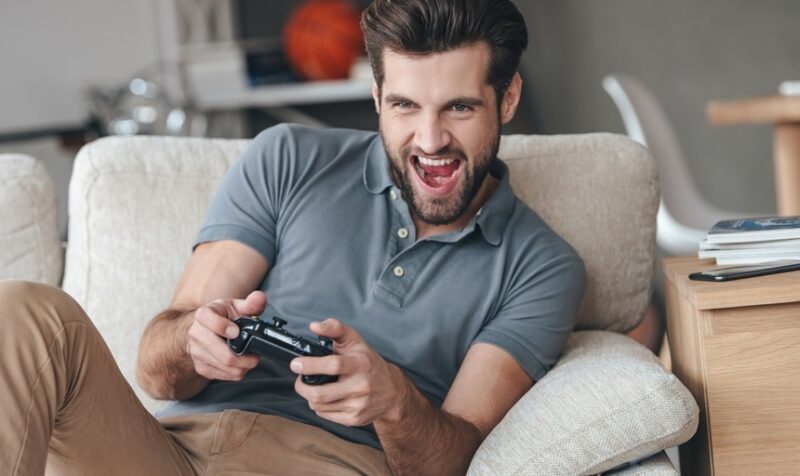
291, 318, 407, 427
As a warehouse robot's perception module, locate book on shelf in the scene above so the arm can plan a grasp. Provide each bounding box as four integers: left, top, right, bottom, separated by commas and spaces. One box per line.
705, 216, 800, 244
182, 42, 249, 95
699, 216, 800, 265
699, 247, 800, 265
700, 237, 800, 251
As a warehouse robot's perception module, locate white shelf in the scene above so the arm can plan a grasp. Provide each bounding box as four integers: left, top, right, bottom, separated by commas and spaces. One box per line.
193, 78, 374, 110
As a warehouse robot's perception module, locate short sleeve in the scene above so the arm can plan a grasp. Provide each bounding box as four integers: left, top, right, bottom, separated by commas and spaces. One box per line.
195, 125, 297, 265
474, 248, 586, 382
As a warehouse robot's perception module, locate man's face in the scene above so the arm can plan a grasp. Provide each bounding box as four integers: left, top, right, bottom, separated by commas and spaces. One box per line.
375, 43, 516, 226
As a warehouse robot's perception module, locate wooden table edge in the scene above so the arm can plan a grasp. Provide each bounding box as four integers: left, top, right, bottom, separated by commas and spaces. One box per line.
662, 256, 800, 310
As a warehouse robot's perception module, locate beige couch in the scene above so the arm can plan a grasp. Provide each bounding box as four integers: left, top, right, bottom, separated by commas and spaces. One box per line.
0, 132, 698, 475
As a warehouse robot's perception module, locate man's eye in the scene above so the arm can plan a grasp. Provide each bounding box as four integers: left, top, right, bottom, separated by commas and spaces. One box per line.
452, 103, 472, 113
394, 101, 413, 109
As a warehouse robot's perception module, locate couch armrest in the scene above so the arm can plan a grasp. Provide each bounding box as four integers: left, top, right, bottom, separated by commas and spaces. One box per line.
0, 154, 63, 285
467, 330, 698, 476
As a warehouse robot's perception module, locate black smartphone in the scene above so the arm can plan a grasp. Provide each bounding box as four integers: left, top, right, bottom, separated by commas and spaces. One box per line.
689, 261, 800, 282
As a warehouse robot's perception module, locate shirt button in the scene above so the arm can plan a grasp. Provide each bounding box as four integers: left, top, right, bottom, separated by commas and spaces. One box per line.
393, 266, 405, 278
390, 190, 398, 200
397, 227, 409, 239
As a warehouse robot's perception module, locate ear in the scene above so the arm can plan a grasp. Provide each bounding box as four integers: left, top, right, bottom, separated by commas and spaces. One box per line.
372, 81, 381, 114
500, 72, 523, 124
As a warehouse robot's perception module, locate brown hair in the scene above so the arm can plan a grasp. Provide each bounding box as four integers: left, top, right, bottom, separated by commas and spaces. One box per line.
361, 0, 528, 101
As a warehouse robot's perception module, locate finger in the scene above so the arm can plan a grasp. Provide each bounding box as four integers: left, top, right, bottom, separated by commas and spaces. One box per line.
209, 340, 260, 371
194, 359, 249, 382
291, 354, 354, 378
195, 306, 240, 339
294, 377, 351, 404
192, 345, 256, 381
232, 290, 267, 317
205, 291, 267, 322
197, 351, 251, 380
190, 323, 260, 369
189, 336, 252, 378
309, 318, 362, 345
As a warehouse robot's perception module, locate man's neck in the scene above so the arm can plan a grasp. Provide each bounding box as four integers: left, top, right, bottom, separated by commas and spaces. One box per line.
414, 175, 499, 241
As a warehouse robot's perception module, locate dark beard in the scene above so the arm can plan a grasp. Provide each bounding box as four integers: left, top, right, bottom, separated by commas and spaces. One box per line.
385, 134, 500, 226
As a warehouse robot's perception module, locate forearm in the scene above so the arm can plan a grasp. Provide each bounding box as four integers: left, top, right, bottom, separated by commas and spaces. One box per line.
136, 308, 208, 401
374, 366, 483, 476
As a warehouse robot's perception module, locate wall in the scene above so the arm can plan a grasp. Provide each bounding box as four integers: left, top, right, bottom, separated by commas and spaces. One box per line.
517, 0, 800, 214
0, 0, 163, 134
3, 1, 797, 229
0, 0, 166, 237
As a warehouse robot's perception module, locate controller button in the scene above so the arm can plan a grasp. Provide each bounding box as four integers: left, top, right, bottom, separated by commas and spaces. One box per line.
273, 317, 287, 328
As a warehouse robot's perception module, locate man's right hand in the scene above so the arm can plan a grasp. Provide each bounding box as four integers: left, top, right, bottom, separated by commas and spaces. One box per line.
138, 240, 269, 400
186, 290, 266, 381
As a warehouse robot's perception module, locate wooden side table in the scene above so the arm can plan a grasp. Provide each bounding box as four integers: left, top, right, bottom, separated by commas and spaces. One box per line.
662, 257, 800, 475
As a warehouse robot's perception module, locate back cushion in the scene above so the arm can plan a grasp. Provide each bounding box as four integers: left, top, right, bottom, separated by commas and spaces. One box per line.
499, 133, 658, 332
63, 136, 249, 412
63, 132, 657, 412
0, 154, 63, 285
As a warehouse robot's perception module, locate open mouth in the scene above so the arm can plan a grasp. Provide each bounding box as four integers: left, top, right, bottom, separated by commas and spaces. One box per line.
410, 155, 464, 196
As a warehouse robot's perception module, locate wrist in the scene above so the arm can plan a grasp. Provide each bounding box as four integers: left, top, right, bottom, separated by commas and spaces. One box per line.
176, 309, 197, 352
379, 364, 415, 424
138, 308, 205, 400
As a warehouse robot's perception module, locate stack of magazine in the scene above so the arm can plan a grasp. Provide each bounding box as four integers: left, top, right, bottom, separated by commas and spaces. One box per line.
699, 216, 800, 265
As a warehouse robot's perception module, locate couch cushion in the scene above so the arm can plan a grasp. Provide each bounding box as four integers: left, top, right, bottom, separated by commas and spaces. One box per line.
0, 154, 63, 285
62, 136, 249, 412
499, 133, 658, 332
467, 331, 698, 476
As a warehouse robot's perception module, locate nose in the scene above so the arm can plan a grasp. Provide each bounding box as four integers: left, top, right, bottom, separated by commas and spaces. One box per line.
414, 111, 451, 155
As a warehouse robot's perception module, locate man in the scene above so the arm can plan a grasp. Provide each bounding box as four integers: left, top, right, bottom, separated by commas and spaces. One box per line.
0, 0, 584, 475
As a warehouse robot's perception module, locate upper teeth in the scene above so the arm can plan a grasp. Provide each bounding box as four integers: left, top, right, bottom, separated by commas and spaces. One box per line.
418, 156, 456, 166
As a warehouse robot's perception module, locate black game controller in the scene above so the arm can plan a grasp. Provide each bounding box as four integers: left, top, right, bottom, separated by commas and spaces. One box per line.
228, 316, 338, 385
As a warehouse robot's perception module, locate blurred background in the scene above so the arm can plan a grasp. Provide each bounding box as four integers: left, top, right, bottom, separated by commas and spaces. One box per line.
1, 0, 798, 237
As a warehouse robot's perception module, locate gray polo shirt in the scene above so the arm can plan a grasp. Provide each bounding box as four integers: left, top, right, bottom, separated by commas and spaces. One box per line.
159, 124, 585, 449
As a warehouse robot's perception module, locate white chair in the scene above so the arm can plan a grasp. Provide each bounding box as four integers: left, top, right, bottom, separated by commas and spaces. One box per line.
602, 74, 748, 255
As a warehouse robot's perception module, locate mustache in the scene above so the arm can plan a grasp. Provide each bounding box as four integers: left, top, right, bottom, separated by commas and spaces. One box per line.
401, 145, 467, 160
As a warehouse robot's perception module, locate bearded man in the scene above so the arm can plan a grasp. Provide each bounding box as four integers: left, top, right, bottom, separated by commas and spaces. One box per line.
0, 1, 584, 475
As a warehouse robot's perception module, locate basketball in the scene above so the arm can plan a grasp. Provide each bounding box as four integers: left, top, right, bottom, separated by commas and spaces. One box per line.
283, 0, 365, 81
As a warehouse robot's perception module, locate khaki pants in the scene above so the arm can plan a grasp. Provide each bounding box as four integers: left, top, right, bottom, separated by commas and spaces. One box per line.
0, 281, 390, 476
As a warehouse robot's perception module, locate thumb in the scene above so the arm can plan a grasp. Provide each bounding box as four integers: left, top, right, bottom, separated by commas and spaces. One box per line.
232, 290, 267, 317
310, 318, 361, 346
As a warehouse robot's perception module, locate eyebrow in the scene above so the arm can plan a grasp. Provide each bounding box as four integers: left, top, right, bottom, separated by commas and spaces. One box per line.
383, 94, 485, 108
383, 94, 414, 104
444, 97, 485, 108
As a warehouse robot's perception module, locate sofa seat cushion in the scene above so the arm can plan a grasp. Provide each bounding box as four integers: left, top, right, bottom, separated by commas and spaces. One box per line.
467, 330, 698, 476
0, 154, 62, 285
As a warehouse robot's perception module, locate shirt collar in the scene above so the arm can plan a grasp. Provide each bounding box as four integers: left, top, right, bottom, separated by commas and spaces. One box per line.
363, 135, 515, 246
363, 135, 395, 194
473, 159, 514, 246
